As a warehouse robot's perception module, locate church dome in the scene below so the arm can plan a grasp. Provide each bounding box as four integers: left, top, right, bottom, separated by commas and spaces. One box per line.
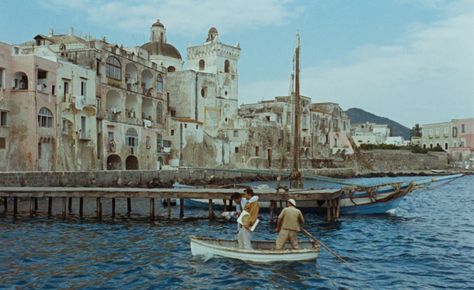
140, 41, 182, 60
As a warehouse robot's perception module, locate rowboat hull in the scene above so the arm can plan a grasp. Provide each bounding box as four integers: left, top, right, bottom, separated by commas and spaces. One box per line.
190, 236, 320, 263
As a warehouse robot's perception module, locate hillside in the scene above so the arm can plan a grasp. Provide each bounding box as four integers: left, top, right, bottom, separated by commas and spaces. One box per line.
345, 108, 411, 139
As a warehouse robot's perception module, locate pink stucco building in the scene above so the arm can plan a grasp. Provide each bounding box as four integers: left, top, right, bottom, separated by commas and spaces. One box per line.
0, 42, 57, 171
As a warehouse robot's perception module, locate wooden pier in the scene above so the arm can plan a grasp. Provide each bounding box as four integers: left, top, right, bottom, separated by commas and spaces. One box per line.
0, 187, 341, 222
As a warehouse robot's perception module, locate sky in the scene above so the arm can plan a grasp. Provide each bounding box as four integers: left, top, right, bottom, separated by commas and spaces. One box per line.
0, 0, 473, 128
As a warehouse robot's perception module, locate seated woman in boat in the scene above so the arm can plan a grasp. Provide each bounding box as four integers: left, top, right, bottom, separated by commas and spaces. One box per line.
275, 199, 304, 250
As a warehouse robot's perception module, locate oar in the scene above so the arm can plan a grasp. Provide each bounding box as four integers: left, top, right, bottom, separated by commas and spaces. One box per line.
301, 227, 348, 263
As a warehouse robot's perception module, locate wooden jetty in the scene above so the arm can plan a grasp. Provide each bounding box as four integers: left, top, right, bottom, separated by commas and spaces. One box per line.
0, 187, 341, 222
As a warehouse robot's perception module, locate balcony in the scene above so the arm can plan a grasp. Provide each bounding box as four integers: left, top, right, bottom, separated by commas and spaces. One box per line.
79, 129, 92, 141
107, 111, 120, 122
70, 95, 84, 110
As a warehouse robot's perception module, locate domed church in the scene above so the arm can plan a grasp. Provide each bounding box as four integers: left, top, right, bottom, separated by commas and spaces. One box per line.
141, 19, 184, 72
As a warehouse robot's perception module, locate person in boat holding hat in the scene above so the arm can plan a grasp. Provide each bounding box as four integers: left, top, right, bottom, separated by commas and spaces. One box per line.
275, 198, 304, 250
237, 188, 260, 249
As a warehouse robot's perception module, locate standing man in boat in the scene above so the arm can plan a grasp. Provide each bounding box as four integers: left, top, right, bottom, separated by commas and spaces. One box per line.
238, 188, 260, 249
275, 199, 304, 250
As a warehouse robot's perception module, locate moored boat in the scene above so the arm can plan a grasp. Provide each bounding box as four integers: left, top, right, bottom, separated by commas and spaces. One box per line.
190, 236, 320, 263
182, 173, 464, 215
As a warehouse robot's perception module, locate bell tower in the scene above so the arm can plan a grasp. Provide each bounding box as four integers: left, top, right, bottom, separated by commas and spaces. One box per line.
150, 19, 166, 43
186, 27, 241, 118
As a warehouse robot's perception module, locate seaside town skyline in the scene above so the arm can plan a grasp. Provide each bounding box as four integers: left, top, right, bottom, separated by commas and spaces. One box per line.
1, 0, 473, 128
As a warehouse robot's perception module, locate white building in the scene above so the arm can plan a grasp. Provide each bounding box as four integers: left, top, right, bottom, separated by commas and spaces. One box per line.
165, 27, 242, 167
351, 122, 390, 147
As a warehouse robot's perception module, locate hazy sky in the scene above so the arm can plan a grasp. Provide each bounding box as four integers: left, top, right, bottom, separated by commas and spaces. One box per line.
1, 0, 473, 127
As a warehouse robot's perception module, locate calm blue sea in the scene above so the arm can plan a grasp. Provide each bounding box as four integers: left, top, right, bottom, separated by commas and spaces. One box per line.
0, 175, 473, 289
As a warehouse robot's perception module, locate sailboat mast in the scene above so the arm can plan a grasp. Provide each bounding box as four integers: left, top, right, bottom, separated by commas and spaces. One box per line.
290, 33, 303, 188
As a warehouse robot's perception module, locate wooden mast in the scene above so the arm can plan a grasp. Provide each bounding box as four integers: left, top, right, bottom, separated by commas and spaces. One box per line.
290, 33, 303, 189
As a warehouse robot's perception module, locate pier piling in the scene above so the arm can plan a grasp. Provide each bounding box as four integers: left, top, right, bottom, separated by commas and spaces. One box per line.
48, 197, 52, 217
179, 198, 184, 220
29, 197, 34, 217
13, 196, 18, 217
150, 198, 155, 221
0, 186, 341, 222
68, 198, 72, 214
127, 198, 131, 217
270, 200, 275, 223
79, 197, 84, 218
96, 197, 102, 220
208, 199, 214, 219
62, 197, 67, 218
111, 198, 116, 219
167, 198, 171, 219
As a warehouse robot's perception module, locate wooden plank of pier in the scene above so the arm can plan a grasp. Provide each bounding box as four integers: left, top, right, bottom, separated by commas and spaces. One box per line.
0, 187, 341, 201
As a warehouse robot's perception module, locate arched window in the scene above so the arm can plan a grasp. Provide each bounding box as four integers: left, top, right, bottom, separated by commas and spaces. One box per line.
167, 66, 175, 73
452, 127, 458, 137
13, 72, 28, 90
199, 59, 205, 71
38, 107, 53, 128
157, 74, 163, 92
126, 128, 138, 147
157, 102, 163, 124
106, 56, 121, 80
224, 60, 230, 73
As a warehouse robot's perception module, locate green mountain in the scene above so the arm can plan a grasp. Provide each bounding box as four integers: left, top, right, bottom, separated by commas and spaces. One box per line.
345, 108, 411, 139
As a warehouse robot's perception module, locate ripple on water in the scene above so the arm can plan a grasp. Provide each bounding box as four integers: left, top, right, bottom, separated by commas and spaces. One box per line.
1, 175, 474, 288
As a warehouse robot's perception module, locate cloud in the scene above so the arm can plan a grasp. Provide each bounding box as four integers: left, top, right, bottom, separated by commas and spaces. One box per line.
41, 0, 303, 37
241, 3, 474, 127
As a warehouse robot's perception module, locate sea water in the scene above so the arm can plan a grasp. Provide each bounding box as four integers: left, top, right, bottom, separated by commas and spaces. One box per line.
0, 175, 473, 289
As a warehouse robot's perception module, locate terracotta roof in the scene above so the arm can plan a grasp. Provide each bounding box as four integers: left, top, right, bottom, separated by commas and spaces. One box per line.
140, 41, 182, 60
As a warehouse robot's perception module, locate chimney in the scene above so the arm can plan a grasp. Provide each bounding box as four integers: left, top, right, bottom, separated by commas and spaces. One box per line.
48, 28, 54, 37
68, 27, 74, 36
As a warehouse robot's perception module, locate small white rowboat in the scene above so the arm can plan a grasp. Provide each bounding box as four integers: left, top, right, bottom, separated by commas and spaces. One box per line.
190, 236, 320, 263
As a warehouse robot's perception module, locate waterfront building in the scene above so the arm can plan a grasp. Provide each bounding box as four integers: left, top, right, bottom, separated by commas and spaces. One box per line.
165, 27, 242, 167
0, 21, 364, 172
385, 136, 408, 146
351, 122, 390, 147
0, 42, 57, 171
20, 28, 171, 171
238, 98, 353, 169
310, 102, 353, 156
420, 118, 474, 166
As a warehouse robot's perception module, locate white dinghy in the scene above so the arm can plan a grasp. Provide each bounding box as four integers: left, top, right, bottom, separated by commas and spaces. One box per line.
190, 236, 320, 263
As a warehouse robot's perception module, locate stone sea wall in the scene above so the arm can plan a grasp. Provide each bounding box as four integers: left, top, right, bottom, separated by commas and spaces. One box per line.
0, 150, 449, 187
353, 150, 448, 174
